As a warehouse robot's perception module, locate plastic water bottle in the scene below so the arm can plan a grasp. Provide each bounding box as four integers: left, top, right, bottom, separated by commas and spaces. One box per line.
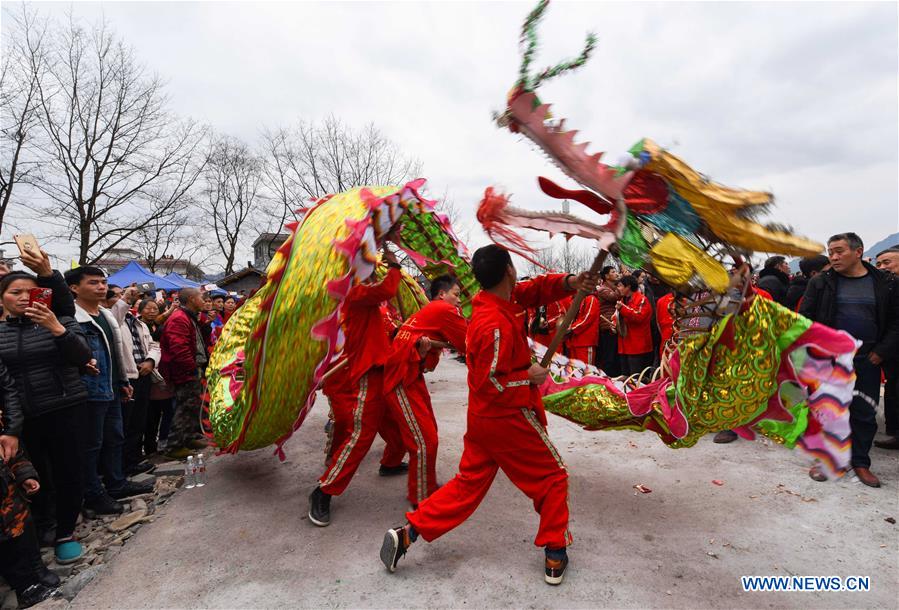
195, 453, 207, 487
184, 456, 196, 489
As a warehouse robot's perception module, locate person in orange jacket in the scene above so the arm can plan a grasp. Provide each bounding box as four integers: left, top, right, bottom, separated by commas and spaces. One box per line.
615, 275, 654, 376
379, 244, 599, 586
383, 275, 468, 508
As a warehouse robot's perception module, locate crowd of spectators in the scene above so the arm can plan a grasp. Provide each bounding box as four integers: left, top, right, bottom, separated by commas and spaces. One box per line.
0, 248, 247, 606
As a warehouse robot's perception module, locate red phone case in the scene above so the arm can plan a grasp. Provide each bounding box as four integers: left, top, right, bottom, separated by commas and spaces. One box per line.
29, 287, 53, 307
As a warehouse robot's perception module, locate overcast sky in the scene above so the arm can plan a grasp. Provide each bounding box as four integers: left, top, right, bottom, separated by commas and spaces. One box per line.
6, 1, 899, 269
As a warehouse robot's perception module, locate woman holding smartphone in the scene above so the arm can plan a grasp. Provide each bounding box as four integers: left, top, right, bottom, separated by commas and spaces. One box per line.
0, 246, 92, 567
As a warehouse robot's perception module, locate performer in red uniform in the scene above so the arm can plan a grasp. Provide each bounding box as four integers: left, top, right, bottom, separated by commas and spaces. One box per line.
324, 304, 408, 477
564, 291, 600, 365
308, 247, 406, 527
379, 245, 598, 586
615, 275, 654, 376
655, 291, 675, 357
383, 275, 468, 507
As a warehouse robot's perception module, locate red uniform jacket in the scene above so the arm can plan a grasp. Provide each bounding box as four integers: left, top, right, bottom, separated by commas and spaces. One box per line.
467, 274, 572, 421
617, 291, 653, 355
341, 267, 401, 383
566, 293, 600, 348
655, 292, 675, 349
384, 300, 468, 392
159, 307, 204, 385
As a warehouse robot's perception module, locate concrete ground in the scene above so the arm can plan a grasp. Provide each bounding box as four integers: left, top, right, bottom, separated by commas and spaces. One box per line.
71, 358, 898, 609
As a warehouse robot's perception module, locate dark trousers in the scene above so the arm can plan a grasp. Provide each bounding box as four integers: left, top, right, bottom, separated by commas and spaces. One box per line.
0, 520, 42, 592
598, 330, 621, 376
145, 398, 175, 455
83, 399, 126, 500
22, 406, 85, 540
622, 352, 654, 377
882, 359, 898, 436
850, 356, 881, 469
122, 375, 152, 468
168, 379, 203, 448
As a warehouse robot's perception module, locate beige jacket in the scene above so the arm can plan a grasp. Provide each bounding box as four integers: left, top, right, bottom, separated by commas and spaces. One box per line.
111, 300, 161, 381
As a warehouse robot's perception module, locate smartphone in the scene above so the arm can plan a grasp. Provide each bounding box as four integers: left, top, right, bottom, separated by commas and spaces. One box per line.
138, 282, 155, 293
13, 234, 40, 257
28, 287, 53, 308
155, 290, 164, 301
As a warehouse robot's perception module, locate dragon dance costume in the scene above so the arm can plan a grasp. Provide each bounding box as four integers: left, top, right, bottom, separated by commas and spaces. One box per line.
200, 3, 857, 560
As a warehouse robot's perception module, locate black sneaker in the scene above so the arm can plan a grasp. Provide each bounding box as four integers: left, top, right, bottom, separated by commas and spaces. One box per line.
379, 462, 409, 477
308, 487, 331, 527
544, 554, 569, 585
108, 479, 155, 500
380, 526, 412, 572
17, 583, 55, 608
713, 430, 738, 444
125, 461, 156, 476
83, 493, 124, 515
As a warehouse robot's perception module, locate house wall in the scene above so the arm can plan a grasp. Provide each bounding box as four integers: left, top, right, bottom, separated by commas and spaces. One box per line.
219, 274, 264, 294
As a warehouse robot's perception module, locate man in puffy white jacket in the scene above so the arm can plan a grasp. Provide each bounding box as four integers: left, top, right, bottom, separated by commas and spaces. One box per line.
111, 287, 160, 475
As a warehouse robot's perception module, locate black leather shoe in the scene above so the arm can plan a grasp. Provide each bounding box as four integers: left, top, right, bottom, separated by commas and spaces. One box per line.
874, 436, 899, 450
83, 493, 124, 515
109, 479, 154, 500
125, 461, 156, 476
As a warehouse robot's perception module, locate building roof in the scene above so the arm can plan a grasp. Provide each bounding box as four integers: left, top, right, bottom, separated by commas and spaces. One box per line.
253, 233, 290, 247
218, 266, 265, 286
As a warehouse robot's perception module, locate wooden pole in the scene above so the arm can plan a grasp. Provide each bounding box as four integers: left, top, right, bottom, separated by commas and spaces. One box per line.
539, 249, 608, 368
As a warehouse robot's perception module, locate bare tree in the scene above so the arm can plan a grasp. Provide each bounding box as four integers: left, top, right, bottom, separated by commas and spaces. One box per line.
32, 13, 207, 264
259, 116, 422, 229
0, 4, 49, 233
203, 136, 262, 275
126, 204, 203, 275
523, 237, 595, 276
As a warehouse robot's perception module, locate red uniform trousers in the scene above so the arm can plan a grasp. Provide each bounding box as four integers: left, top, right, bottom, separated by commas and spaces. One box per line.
384, 374, 440, 506
320, 368, 405, 495
407, 408, 572, 549
566, 345, 595, 366
325, 398, 405, 470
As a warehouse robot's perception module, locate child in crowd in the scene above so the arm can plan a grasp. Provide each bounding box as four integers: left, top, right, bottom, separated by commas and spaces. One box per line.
0, 442, 57, 607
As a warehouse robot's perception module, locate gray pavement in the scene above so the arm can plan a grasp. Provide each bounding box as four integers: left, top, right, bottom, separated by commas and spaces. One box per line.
71, 358, 898, 609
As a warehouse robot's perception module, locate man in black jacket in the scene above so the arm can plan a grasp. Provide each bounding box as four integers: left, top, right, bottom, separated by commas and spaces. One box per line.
799, 233, 899, 487
784, 255, 829, 311
874, 247, 899, 450
757, 256, 791, 306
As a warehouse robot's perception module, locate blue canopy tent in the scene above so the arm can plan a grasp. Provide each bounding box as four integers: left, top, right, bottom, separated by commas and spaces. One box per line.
162, 272, 201, 288
106, 261, 180, 292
